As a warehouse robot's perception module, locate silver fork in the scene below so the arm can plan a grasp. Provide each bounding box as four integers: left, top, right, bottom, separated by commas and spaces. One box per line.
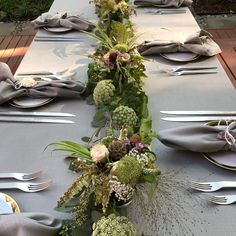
190, 181, 236, 192
208, 195, 236, 205
0, 180, 52, 192
0, 171, 42, 181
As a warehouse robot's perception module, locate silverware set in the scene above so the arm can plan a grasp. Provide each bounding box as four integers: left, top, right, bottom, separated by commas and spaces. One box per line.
158, 66, 218, 76
160, 110, 236, 122
0, 111, 76, 124
190, 181, 236, 205
0, 171, 52, 192
147, 8, 187, 14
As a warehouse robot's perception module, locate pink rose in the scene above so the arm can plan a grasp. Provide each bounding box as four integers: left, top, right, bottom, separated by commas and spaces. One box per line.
90, 144, 109, 163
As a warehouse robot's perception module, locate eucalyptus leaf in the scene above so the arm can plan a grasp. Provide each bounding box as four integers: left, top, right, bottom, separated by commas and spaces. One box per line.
92, 111, 107, 127
81, 136, 91, 143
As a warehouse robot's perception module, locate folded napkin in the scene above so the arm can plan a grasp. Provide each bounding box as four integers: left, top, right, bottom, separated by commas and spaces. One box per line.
31, 12, 94, 31
158, 122, 236, 153
0, 62, 86, 105
134, 0, 192, 7
137, 30, 222, 56
0, 212, 61, 236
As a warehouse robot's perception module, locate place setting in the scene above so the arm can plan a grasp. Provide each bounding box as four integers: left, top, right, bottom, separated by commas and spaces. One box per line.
133, 0, 192, 14
0, 62, 85, 110
31, 11, 95, 42
137, 29, 222, 68
0, 170, 60, 236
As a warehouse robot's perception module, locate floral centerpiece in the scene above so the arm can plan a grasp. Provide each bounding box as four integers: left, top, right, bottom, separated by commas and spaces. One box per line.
50, 0, 162, 235
53, 127, 160, 235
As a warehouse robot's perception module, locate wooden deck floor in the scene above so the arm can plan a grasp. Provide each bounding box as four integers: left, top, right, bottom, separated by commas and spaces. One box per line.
208, 28, 236, 89
0, 35, 35, 74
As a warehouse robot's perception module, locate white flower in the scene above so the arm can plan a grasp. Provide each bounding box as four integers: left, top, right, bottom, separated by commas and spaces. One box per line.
90, 144, 109, 163
18, 77, 37, 88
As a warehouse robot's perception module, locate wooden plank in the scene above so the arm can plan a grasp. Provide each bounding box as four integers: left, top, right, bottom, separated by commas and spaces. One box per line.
0, 35, 35, 74
0, 35, 21, 63
0, 36, 13, 59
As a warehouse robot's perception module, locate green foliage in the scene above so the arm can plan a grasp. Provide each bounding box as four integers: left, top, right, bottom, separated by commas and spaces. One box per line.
0, 0, 53, 21
49, 141, 91, 160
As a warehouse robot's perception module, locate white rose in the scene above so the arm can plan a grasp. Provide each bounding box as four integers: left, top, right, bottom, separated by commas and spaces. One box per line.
90, 144, 109, 163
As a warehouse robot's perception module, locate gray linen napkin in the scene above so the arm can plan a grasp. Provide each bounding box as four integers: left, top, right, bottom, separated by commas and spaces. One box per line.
158, 124, 236, 153
0, 62, 86, 105
31, 12, 94, 31
137, 30, 222, 56
0, 212, 61, 236
134, 0, 192, 7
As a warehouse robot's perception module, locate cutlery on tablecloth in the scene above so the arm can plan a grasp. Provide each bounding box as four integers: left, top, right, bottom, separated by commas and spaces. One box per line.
0, 180, 52, 192
158, 66, 217, 73
0, 111, 75, 117
190, 181, 236, 192
34, 37, 83, 42
0, 171, 42, 181
147, 9, 186, 14
161, 116, 236, 122
16, 68, 69, 76
208, 195, 236, 205
0, 117, 74, 124
160, 111, 236, 115
167, 70, 217, 76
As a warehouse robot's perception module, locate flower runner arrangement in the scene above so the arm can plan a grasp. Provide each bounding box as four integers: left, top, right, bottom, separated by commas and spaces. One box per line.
51, 0, 161, 235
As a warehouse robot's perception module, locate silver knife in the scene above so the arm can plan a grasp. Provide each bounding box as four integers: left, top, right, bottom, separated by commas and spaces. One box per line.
158, 10, 186, 14
160, 111, 236, 115
0, 117, 74, 124
0, 111, 75, 117
162, 116, 236, 122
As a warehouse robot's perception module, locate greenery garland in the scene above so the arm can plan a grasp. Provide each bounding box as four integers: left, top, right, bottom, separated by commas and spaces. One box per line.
51, 1, 160, 235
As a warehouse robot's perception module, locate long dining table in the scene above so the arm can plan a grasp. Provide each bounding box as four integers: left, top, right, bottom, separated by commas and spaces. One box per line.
1, 0, 236, 235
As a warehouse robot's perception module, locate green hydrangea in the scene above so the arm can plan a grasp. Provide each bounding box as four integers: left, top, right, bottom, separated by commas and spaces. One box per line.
92, 214, 136, 236
93, 80, 115, 105
112, 155, 142, 185
112, 106, 138, 129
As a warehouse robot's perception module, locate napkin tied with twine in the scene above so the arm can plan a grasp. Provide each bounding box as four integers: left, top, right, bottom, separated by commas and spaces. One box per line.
137, 30, 222, 56
31, 12, 94, 31
158, 122, 236, 153
0, 212, 61, 236
0, 62, 86, 105
134, 0, 192, 7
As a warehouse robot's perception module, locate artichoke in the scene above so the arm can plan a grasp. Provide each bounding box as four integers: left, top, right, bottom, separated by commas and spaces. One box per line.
112, 106, 138, 129
92, 214, 136, 236
108, 140, 127, 161
93, 80, 115, 105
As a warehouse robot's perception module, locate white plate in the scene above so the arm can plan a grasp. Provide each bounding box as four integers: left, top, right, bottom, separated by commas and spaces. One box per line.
202, 152, 236, 171
44, 26, 72, 33
9, 97, 54, 109
0, 193, 20, 214
160, 52, 200, 62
